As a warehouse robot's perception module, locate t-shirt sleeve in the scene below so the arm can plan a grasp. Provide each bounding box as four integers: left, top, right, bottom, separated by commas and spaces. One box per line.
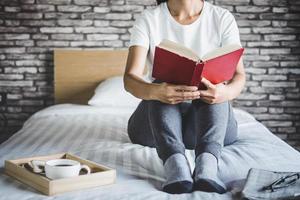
128, 11, 150, 50
220, 11, 242, 47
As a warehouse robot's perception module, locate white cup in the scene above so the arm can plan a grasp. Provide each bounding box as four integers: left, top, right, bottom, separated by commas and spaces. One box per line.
31, 159, 91, 179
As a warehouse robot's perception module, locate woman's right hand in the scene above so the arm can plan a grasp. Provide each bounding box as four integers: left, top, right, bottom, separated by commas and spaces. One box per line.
151, 82, 201, 104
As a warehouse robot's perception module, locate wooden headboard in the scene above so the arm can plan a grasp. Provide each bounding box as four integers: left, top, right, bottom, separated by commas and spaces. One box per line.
54, 49, 129, 104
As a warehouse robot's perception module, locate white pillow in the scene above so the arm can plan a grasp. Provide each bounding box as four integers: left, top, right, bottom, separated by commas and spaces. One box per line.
88, 76, 142, 108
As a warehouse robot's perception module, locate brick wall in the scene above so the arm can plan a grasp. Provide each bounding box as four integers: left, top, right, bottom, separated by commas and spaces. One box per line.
0, 0, 299, 149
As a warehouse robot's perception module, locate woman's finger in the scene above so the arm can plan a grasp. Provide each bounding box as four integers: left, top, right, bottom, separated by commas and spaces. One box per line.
168, 99, 184, 104
166, 97, 184, 102
200, 94, 214, 99
200, 91, 213, 97
201, 97, 214, 104
201, 77, 215, 89
172, 100, 184, 104
173, 90, 201, 98
174, 85, 198, 91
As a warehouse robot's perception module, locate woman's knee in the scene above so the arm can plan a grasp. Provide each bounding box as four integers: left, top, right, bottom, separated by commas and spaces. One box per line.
224, 118, 238, 146
127, 119, 156, 147
143, 99, 181, 119
192, 99, 229, 109
138, 99, 162, 110
127, 102, 156, 147
127, 114, 137, 143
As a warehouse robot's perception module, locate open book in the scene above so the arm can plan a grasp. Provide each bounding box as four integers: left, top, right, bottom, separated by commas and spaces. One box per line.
152, 39, 244, 89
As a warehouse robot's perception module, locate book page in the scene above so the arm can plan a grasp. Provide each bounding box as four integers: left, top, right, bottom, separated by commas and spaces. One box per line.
201, 44, 242, 61
158, 39, 200, 62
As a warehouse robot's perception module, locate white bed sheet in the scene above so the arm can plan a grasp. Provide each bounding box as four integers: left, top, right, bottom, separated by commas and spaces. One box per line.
0, 104, 300, 200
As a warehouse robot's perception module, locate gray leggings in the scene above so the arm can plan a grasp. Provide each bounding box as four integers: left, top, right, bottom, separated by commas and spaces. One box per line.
127, 81, 238, 164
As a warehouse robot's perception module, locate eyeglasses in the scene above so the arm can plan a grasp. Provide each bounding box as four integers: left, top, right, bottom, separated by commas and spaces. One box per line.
262, 173, 300, 192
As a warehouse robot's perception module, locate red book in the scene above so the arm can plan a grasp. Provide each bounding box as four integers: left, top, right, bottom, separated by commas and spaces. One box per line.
152, 39, 244, 89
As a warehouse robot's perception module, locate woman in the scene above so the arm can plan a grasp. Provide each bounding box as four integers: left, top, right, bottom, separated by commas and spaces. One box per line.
123, 0, 246, 194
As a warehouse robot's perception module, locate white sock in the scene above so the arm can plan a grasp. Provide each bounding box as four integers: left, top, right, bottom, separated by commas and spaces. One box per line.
162, 153, 193, 188
194, 152, 218, 182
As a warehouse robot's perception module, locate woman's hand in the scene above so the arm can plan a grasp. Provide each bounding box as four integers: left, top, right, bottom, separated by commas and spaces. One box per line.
152, 82, 201, 104
199, 77, 229, 104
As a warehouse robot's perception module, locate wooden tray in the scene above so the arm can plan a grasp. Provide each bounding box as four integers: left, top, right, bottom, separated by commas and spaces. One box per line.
4, 153, 116, 196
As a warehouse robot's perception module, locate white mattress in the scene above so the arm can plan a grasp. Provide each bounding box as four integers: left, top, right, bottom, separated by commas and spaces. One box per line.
0, 104, 300, 200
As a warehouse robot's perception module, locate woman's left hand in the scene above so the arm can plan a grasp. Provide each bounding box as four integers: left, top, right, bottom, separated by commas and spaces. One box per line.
199, 77, 229, 104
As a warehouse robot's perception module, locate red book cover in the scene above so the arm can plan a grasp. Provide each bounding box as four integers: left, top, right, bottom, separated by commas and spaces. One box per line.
152, 40, 244, 89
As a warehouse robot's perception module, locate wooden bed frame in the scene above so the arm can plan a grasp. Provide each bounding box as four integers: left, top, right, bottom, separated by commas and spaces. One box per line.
54, 49, 129, 104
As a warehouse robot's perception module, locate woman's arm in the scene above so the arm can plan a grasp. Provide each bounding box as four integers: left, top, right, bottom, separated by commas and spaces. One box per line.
198, 57, 246, 104
224, 57, 246, 100
123, 46, 201, 104
123, 46, 154, 100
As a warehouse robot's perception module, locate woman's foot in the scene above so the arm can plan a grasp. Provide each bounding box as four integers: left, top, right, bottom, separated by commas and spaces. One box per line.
193, 177, 226, 194
163, 180, 193, 194
192, 152, 227, 194
162, 153, 193, 194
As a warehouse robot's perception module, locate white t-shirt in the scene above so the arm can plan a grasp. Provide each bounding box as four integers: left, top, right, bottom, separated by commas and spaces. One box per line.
128, 1, 242, 82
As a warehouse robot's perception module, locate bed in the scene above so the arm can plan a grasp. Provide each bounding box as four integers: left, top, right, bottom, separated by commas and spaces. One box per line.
0, 50, 300, 200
